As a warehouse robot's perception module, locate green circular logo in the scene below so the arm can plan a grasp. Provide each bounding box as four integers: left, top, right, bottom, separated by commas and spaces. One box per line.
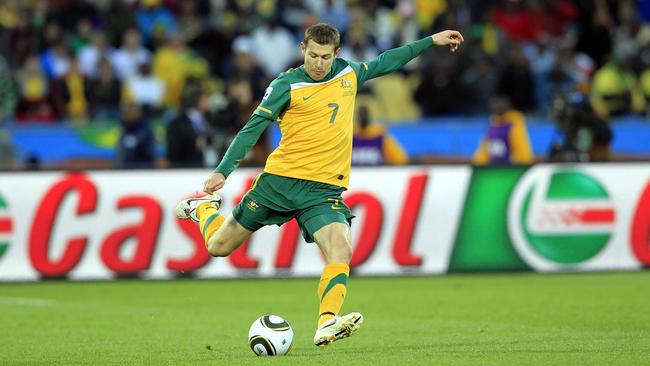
0, 193, 11, 261
510, 169, 615, 267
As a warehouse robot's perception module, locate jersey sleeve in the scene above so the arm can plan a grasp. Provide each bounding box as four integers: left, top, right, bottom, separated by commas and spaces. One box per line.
252, 76, 291, 120
214, 114, 274, 177
348, 37, 434, 86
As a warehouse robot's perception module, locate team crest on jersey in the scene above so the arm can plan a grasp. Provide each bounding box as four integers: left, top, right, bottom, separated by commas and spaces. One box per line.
341, 78, 353, 96
246, 199, 259, 212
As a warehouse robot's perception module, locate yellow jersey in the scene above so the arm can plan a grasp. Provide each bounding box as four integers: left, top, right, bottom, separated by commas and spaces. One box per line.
256, 62, 358, 187
215, 37, 435, 189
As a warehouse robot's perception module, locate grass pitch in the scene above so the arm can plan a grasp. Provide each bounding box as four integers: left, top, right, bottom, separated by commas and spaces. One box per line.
1, 272, 649, 365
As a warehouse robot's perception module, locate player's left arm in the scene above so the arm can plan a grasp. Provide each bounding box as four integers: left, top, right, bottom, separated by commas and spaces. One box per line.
351, 30, 464, 85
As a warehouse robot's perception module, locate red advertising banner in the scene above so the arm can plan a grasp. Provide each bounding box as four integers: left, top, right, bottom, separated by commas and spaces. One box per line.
1, 164, 648, 281
0, 167, 471, 281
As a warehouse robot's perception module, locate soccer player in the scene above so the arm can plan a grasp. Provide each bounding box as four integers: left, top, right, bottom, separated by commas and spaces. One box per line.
175, 23, 463, 348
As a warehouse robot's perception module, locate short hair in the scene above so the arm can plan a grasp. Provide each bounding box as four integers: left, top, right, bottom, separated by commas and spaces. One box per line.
304, 23, 340, 48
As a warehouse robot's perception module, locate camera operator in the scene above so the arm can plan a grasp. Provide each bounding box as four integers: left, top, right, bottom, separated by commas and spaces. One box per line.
549, 91, 613, 162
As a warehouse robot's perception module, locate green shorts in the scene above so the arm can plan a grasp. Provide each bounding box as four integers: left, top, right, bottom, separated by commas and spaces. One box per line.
232, 173, 354, 243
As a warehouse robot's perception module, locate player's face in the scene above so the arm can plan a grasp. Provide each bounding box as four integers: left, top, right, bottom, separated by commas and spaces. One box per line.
301, 40, 340, 81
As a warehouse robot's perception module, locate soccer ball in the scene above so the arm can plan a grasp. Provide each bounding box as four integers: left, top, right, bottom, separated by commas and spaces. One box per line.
248, 315, 294, 356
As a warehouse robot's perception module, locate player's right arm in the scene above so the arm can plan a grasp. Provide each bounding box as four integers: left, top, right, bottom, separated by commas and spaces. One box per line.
203, 114, 272, 193
203, 77, 291, 194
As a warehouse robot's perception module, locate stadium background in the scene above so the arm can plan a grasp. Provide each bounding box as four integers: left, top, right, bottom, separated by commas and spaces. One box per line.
1, 0, 650, 167
1, 1, 649, 364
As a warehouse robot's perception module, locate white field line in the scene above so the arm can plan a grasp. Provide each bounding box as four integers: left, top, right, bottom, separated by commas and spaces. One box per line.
0, 297, 56, 307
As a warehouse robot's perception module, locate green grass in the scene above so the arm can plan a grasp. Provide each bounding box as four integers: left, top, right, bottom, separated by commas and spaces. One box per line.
1, 272, 649, 365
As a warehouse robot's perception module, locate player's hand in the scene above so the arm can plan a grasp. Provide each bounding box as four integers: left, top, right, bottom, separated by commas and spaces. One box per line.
203, 172, 226, 194
432, 30, 464, 52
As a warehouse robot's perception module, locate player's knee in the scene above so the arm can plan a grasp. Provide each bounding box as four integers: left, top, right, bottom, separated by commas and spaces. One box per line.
206, 237, 233, 257
328, 234, 353, 262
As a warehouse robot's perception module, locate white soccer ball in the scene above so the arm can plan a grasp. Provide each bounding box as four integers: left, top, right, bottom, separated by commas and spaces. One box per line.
248, 315, 294, 356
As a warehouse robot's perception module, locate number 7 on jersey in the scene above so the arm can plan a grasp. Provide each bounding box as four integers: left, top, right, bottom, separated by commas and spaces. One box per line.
327, 103, 339, 124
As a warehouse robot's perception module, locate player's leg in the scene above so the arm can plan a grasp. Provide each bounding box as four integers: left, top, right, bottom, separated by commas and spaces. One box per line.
314, 222, 353, 263
292, 180, 363, 347
205, 214, 253, 256
175, 194, 253, 257
313, 221, 353, 326
177, 173, 296, 257
303, 216, 363, 347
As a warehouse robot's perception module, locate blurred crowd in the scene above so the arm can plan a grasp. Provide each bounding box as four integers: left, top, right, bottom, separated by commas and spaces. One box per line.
1, 0, 649, 169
